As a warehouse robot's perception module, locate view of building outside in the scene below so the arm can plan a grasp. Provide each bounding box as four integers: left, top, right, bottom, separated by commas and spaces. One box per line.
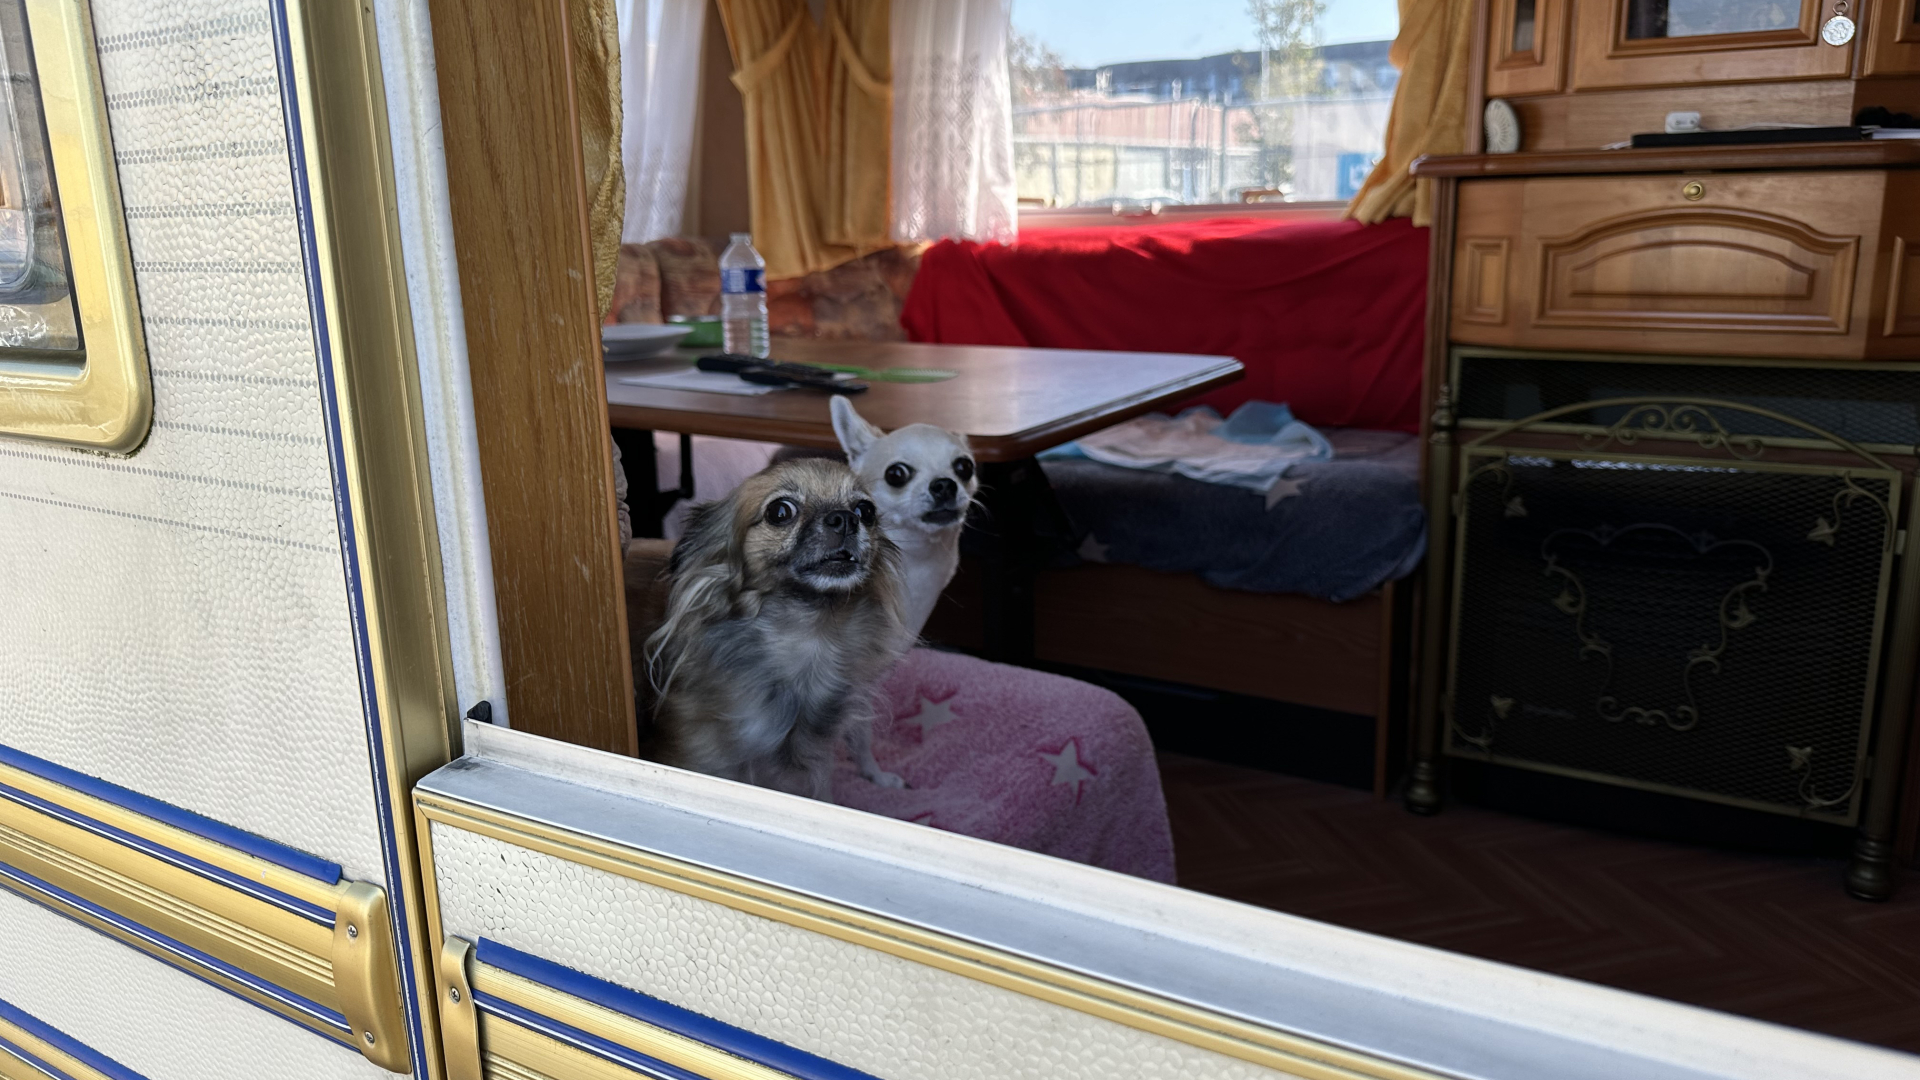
1010, 0, 1399, 207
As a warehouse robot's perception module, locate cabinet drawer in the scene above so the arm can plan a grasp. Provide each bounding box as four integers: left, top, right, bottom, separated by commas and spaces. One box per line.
1450, 171, 1920, 360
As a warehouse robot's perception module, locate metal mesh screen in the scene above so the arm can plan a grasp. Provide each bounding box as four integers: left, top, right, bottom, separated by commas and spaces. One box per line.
1456, 353, 1920, 448
1446, 451, 1895, 822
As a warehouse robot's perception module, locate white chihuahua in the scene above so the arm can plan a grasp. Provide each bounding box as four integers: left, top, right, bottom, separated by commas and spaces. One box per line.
830, 396, 977, 640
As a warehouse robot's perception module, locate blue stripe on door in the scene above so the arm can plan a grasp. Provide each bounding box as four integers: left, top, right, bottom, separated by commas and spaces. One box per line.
0, 744, 343, 885
0, 994, 153, 1080
477, 939, 883, 1080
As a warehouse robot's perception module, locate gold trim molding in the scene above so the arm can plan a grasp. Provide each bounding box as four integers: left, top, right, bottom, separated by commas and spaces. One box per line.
416, 792, 1447, 1080
0, 0, 150, 452
439, 936, 799, 1080
0, 756, 411, 1071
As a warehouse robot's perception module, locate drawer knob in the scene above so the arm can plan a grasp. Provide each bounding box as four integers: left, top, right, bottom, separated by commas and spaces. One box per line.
1682, 181, 1706, 201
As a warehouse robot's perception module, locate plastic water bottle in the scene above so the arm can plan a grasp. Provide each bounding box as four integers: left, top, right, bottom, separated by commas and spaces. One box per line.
719, 232, 769, 357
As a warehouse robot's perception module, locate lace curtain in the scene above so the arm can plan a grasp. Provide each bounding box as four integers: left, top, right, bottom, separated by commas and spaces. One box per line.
890, 0, 1017, 245
619, 0, 707, 243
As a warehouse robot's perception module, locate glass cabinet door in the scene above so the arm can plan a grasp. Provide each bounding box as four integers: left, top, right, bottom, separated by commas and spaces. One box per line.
1487, 0, 1569, 98
1573, 0, 1852, 89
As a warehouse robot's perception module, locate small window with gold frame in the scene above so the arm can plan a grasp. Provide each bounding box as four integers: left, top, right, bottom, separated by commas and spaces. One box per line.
0, 0, 146, 453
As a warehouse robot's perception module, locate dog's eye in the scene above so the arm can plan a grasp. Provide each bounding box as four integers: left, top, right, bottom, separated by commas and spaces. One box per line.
952, 456, 975, 482
855, 500, 877, 527
764, 498, 797, 527
884, 462, 914, 488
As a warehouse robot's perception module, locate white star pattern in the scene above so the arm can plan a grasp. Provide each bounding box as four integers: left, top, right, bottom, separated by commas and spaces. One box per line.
1265, 475, 1307, 509
1039, 738, 1096, 802
900, 694, 959, 737
1077, 533, 1110, 562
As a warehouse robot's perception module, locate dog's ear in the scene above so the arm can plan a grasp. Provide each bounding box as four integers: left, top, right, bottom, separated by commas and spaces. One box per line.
667, 499, 736, 578
648, 497, 747, 694
830, 396, 884, 467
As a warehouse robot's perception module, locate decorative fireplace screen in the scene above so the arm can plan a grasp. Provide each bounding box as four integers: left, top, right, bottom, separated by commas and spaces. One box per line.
1445, 399, 1901, 824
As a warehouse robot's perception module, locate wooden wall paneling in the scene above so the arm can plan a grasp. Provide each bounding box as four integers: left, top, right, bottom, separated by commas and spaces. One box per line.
692, 0, 751, 238
1863, 0, 1920, 75
427, 0, 638, 752
1031, 564, 1386, 716
1465, 0, 1492, 152
1571, 0, 1853, 90
1878, 173, 1920, 340
1509, 81, 1860, 152
1485, 0, 1567, 98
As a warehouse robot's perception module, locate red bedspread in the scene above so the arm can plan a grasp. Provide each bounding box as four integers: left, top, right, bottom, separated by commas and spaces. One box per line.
901, 216, 1429, 432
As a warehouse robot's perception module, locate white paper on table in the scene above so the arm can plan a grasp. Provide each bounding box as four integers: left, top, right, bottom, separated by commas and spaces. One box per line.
617, 368, 778, 396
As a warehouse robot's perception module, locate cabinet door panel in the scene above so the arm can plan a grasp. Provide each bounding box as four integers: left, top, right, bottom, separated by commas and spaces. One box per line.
1572, 0, 1851, 89
1488, 0, 1568, 97
1864, 0, 1920, 74
1450, 171, 1907, 358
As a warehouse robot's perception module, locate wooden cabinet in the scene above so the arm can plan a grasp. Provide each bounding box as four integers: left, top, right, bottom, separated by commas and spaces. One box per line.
1444, 162, 1920, 359
1484, 0, 1920, 152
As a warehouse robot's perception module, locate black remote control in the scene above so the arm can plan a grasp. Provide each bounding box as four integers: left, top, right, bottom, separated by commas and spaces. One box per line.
697, 353, 867, 394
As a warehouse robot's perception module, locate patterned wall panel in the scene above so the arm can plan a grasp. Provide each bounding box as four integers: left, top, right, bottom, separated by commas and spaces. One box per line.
427, 823, 1287, 1080
0, 1, 387, 884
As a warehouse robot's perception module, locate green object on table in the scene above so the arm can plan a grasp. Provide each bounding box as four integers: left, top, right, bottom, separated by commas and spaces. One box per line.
811, 363, 959, 383
668, 315, 724, 349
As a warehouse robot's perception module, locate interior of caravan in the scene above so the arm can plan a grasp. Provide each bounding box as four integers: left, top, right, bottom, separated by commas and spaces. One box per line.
8, 0, 1920, 1073
422, 0, 1920, 1056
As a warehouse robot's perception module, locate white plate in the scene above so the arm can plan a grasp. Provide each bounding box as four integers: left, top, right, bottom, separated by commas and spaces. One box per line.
601, 323, 693, 359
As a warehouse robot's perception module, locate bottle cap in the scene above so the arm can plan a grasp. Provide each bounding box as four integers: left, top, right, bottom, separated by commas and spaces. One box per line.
730, 232, 752, 243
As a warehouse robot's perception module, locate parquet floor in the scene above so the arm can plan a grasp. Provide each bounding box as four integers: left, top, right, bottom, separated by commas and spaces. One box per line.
1158, 753, 1920, 1053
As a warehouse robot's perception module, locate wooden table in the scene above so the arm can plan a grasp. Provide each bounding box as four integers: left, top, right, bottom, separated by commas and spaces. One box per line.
606, 339, 1243, 660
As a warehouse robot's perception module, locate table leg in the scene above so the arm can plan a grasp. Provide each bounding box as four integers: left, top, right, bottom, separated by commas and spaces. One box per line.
970, 457, 1075, 665
612, 428, 694, 540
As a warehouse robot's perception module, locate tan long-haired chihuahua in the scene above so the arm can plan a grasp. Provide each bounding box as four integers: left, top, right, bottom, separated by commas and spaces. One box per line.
643, 458, 912, 799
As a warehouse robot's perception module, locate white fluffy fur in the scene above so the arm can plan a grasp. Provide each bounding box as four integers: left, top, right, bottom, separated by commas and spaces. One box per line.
831, 397, 978, 640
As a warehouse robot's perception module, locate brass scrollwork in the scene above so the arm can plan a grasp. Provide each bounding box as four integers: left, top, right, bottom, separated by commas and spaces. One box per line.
1540, 522, 1773, 734
1786, 745, 1862, 811
1576, 403, 1765, 461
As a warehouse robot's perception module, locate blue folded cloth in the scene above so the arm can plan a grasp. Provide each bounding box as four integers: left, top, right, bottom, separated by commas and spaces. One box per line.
1041, 401, 1333, 504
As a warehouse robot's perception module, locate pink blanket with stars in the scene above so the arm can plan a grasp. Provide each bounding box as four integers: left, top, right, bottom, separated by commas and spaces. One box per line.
831, 648, 1176, 883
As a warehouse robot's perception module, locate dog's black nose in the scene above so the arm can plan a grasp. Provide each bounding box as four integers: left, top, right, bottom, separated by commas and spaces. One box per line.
820, 508, 858, 539
929, 477, 957, 504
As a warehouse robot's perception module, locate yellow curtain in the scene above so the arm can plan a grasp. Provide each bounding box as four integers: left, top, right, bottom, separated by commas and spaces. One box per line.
572, 0, 626, 316
1345, 0, 1475, 227
718, 0, 853, 279
823, 0, 892, 252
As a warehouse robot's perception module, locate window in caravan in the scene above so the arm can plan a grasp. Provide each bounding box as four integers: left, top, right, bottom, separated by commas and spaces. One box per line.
0, 0, 146, 451
0, 0, 79, 361
1008, 0, 1399, 209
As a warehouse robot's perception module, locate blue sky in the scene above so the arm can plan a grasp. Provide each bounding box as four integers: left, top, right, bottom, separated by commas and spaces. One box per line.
1013, 0, 1398, 67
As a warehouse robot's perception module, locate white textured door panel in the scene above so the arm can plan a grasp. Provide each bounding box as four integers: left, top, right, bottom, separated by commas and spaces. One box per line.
0, 0, 467, 1075
427, 824, 1279, 1080
416, 723, 1918, 1080
0, 888, 392, 1080
0, 0, 383, 883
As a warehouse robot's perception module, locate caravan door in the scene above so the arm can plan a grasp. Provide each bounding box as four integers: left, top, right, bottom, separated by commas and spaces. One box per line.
0, 0, 470, 1076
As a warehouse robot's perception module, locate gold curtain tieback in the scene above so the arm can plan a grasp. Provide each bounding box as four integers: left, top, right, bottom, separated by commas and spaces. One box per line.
731, 11, 809, 94
830, 16, 891, 101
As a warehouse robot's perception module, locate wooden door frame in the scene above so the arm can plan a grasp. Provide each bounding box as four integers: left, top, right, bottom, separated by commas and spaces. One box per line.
425, 0, 637, 753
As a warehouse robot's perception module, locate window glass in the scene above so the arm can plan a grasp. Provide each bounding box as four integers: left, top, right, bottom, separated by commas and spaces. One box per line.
1010, 0, 1398, 207
1511, 0, 1538, 53
0, 0, 78, 356
1623, 0, 1798, 40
